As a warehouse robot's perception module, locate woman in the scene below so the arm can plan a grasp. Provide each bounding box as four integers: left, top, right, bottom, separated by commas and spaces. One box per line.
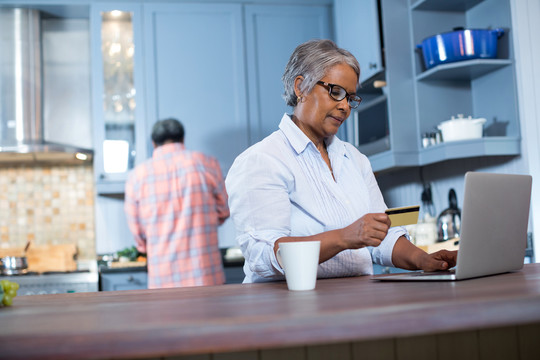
226, 39, 456, 283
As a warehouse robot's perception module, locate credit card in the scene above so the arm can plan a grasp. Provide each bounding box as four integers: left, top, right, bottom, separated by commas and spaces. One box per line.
385, 205, 420, 227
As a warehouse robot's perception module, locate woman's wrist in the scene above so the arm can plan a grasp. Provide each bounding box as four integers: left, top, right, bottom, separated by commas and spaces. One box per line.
334, 228, 349, 252
412, 247, 433, 270
392, 236, 428, 270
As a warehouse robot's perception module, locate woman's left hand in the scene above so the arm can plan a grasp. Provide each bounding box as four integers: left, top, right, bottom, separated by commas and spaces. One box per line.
418, 250, 458, 272
392, 237, 458, 272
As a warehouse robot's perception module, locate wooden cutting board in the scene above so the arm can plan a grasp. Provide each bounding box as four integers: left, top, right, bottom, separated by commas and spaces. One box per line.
25, 244, 78, 272
108, 261, 147, 269
0, 246, 25, 257
0, 244, 78, 272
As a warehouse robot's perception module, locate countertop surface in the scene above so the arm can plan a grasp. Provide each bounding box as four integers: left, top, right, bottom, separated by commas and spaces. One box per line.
2, 263, 540, 360
98, 263, 147, 273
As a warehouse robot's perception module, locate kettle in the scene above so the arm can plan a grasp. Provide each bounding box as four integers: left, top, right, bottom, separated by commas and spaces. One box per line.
437, 189, 461, 242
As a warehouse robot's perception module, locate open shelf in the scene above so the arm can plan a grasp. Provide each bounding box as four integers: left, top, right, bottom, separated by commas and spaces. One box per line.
356, 94, 387, 113
353, 0, 520, 174
368, 136, 520, 173
417, 136, 521, 166
416, 59, 512, 82
411, 0, 484, 12
369, 149, 419, 174
96, 181, 126, 195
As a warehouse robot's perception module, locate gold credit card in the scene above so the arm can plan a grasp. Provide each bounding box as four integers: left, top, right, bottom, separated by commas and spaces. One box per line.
385, 205, 420, 227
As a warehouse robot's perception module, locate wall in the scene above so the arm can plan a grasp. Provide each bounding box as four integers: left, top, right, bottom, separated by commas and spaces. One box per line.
0, 164, 96, 260
377, 156, 527, 215
511, 0, 540, 261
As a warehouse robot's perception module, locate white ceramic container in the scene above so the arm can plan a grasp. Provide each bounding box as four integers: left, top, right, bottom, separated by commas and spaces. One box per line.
437, 114, 486, 142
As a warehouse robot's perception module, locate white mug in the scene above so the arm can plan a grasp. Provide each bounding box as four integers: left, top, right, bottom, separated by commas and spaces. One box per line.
277, 241, 320, 291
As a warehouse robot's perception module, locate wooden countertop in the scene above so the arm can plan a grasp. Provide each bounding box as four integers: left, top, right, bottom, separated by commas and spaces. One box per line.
2, 263, 540, 360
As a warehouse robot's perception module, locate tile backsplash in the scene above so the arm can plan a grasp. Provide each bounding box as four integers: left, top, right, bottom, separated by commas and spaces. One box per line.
0, 164, 95, 260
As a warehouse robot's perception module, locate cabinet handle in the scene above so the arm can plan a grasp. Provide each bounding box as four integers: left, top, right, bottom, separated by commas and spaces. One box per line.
127, 276, 142, 285
369, 62, 378, 69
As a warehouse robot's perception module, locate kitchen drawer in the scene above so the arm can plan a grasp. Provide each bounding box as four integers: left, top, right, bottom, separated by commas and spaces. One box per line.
100, 272, 147, 291
224, 265, 245, 284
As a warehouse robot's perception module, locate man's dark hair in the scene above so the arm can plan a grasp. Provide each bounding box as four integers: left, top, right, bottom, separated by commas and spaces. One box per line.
151, 118, 185, 146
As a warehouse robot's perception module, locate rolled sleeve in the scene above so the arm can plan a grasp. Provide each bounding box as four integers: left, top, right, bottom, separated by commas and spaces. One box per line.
370, 226, 409, 267
238, 230, 287, 281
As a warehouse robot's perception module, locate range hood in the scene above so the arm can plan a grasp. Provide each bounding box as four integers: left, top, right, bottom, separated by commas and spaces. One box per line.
0, 8, 93, 164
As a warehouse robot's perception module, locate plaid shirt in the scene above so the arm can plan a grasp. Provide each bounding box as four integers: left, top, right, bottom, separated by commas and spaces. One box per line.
125, 143, 229, 288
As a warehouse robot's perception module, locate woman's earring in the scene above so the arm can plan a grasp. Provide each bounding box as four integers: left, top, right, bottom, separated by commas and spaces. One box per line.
297, 95, 303, 104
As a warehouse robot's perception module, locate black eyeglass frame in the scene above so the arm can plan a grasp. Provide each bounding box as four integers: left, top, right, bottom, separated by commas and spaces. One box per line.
316, 81, 362, 109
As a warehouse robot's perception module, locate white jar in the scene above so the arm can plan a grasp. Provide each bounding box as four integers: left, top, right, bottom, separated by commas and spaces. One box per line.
437, 114, 486, 142
414, 216, 438, 246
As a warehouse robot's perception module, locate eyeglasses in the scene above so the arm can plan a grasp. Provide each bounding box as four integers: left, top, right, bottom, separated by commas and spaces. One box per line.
316, 81, 362, 109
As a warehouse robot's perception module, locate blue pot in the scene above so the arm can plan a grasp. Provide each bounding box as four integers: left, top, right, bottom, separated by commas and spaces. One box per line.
416, 28, 504, 70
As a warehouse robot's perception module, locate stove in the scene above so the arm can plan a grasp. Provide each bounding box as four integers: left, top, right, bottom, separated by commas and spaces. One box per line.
0, 270, 99, 296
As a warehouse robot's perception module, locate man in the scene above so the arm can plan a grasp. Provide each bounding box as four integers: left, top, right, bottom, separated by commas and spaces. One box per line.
124, 118, 230, 288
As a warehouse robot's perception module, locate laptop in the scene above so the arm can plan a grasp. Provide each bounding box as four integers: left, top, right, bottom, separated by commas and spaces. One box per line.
372, 172, 532, 281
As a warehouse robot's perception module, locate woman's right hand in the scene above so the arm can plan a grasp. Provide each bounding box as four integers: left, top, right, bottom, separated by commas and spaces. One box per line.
341, 213, 390, 250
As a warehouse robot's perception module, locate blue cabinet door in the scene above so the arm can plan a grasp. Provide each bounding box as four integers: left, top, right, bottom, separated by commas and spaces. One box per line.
143, 3, 249, 174
244, 4, 332, 143
100, 272, 148, 291
90, 3, 147, 191
334, 0, 383, 84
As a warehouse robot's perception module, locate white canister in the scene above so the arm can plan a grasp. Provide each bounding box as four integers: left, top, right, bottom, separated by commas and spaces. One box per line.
437, 114, 486, 142
414, 216, 438, 246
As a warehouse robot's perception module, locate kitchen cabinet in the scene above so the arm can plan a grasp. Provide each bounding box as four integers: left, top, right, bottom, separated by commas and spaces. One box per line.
100, 270, 147, 291
224, 265, 245, 284
90, 3, 148, 194
89, 4, 147, 255
143, 3, 249, 174
350, 0, 419, 170
245, 4, 332, 143
338, 0, 418, 168
340, 0, 521, 173
142, 2, 332, 169
333, 0, 383, 84
411, 0, 520, 167
222, 248, 245, 283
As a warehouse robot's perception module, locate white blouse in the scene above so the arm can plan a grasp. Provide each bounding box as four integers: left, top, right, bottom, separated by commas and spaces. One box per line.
225, 114, 407, 283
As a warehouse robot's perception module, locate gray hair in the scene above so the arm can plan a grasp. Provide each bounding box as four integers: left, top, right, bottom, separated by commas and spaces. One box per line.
282, 39, 360, 107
